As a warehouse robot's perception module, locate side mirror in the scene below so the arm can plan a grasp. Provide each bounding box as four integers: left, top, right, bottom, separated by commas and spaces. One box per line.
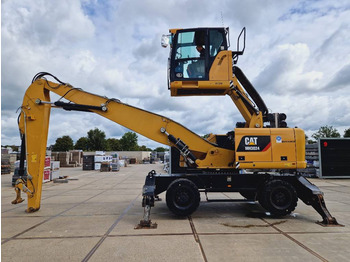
161, 34, 170, 48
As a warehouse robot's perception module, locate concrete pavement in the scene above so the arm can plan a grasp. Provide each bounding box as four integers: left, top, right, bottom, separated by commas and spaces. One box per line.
2, 164, 350, 261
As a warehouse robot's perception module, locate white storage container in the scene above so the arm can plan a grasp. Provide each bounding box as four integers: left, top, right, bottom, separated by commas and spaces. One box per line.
51, 170, 60, 180
119, 160, 125, 167
95, 151, 105, 156
51, 161, 60, 171
102, 156, 112, 162
51, 161, 60, 180
94, 163, 101, 170
94, 155, 104, 162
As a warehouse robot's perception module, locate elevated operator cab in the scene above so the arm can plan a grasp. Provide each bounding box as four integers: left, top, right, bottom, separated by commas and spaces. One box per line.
162, 27, 245, 96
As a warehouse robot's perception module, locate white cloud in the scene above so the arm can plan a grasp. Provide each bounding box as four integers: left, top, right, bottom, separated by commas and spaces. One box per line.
254, 43, 325, 94
2, 0, 350, 150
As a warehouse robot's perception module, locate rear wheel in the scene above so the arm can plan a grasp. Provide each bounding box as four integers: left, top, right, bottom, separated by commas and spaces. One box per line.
259, 180, 297, 216
166, 178, 200, 216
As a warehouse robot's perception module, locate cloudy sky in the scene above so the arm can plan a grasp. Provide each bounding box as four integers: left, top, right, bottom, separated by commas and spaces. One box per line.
2, 0, 350, 149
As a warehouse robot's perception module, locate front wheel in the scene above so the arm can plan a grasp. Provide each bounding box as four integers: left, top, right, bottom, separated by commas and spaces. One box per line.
166, 178, 200, 216
259, 180, 298, 216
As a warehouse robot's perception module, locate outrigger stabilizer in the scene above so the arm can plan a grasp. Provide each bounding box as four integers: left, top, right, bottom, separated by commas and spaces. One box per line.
136, 169, 342, 228
135, 170, 158, 229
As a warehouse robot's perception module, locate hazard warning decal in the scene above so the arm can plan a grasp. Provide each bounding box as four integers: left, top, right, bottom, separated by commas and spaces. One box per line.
237, 136, 271, 152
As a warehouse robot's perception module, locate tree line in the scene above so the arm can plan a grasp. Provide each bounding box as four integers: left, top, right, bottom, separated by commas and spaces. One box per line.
51, 128, 168, 152
307, 126, 350, 144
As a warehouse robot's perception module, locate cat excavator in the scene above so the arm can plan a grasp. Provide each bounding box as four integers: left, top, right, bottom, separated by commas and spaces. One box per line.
12, 27, 339, 228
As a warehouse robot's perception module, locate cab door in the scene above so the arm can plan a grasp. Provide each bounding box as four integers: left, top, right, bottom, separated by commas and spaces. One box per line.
170, 28, 228, 82
170, 29, 208, 80
169, 28, 229, 96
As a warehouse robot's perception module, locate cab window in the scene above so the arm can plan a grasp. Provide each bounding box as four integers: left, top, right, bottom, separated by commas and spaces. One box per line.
209, 29, 225, 57
176, 32, 200, 59
173, 30, 206, 79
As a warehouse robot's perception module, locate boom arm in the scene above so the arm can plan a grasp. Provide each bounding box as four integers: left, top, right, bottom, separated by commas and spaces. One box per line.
15, 74, 235, 212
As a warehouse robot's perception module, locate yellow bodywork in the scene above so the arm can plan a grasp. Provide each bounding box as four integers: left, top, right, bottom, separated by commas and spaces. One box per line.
167, 41, 307, 171
170, 50, 264, 128
14, 77, 306, 212
234, 128, 306, 169
17, 85, 51, 212
14, 79, 233, 211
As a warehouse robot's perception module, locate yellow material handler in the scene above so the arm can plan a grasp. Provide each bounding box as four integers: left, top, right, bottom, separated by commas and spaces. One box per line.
13, 27, 339, 228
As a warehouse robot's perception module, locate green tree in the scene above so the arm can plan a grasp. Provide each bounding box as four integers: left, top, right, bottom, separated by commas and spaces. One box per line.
120, 132, 138, 151
87, 128, 107, 151
52, 135, 74, 152
311, 125, 341, 141
307, 139, 317, 144
344, 128, 350, 138
138, 145, 152, 151
74, 137, 89, 150
305, 134, 316, 144
106, 138, 121, 151
154, 147, 168, 152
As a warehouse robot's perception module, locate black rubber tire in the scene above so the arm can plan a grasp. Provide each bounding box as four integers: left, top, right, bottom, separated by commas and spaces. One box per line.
259, 180, 298, 216
166, 178, 200, 216
257, 190, 268, 209
239, 191, 257, 201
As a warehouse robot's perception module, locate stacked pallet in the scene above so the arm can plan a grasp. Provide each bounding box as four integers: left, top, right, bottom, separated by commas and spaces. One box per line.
304, 144, 319, 177
1, 155, 11, 174
1, 165, 11, 174
71, 151, 83, 166
58, 152, 72, 167
83, 155, 94, 170
43, 156, 51, 183
51, 152, 58, 161
94, 154, 112, 171
53, 151, 83, 167
1, 154, 17, 174
100, 162, 111, 172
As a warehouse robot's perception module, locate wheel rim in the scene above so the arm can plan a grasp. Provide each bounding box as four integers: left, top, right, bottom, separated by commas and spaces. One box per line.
174, 188, 193, 209
270, 186, 292, 210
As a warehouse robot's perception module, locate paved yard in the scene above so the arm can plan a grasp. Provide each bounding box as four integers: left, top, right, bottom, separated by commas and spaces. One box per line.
2, 164, 350, 261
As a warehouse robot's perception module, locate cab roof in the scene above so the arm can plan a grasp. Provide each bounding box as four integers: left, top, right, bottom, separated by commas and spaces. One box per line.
169, 27, 228, 34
